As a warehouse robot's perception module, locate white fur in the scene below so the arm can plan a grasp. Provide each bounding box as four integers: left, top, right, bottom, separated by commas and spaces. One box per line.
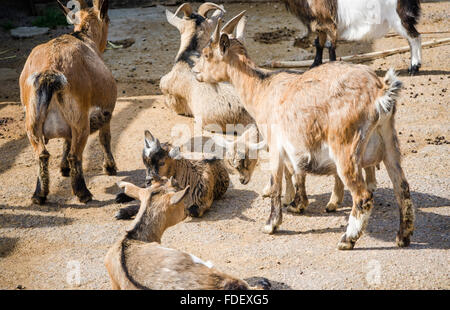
337, 0, 398, 41
189, 254, 214, 268
346, 211, 371, 239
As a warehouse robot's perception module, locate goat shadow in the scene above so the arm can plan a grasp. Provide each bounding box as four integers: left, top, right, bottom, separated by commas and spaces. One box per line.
0, 211, 74, 229
278, 187, 450, 250
0, 236, 19, 258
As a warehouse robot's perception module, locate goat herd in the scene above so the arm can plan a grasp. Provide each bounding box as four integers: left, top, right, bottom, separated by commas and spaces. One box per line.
18, 0, 425, 289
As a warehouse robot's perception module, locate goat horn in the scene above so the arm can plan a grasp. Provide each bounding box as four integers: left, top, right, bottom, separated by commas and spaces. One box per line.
222, 10, 246, 35
77, 0, 89, 9
211, 18, 222, 44
174, 3, 193, 18
198, 2, 225, 18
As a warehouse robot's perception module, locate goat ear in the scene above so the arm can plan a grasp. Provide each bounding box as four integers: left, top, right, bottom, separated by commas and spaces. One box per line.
144, 130, 157, 148
219, 33, 230, 56
170, 186, 190, 205
166, 9, 183, 30
117, 181, 144, 201
168, 146, 181, 159
100, 0, 109, 19
235, 15, 247, 41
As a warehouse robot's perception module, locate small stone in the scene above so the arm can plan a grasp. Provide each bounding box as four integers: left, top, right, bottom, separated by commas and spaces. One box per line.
11, 26, 49, 38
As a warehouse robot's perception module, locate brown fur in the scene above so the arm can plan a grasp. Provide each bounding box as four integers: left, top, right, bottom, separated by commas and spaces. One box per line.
105, 179, 256, 290
19, 0, 116, 204
193, 14, 414, 250
141, 130, 230, 218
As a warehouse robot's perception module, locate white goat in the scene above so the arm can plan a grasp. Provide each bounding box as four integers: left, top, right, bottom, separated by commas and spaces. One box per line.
282, 0, 422, 74
160, 2, 254, 132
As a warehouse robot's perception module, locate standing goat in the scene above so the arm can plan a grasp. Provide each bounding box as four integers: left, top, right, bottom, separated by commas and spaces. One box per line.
106, 178, 270, 290
282, 0, 422, 74
115, 130, 230, 219
19, 0, 117, 204
160, 2, 253, 131
214, 125, 378, 213
194, 12, 414, 250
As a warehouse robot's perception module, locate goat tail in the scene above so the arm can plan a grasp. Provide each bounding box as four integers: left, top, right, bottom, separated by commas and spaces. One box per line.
375, 69, 403, 120
29, 70, 67, 143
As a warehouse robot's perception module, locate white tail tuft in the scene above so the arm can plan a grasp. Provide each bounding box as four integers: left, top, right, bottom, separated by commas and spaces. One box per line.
375, 68, 403, 117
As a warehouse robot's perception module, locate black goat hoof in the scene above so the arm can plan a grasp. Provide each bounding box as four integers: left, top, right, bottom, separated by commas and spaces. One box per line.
115, 192, 134, 204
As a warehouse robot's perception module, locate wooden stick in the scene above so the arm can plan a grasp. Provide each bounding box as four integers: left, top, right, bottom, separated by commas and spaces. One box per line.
262, 37, 450, 68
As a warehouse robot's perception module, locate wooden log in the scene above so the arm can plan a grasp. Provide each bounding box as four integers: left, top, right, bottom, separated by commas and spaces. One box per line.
262, 38, 450, 68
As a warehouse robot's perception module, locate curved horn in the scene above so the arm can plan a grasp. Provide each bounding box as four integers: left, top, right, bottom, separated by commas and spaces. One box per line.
78, 0, 89, 9
93, 0, 102, 8
198, 2, 225, 18
174, 3, 193, 17
222, 10, 246, 35
211, 17, 222, 44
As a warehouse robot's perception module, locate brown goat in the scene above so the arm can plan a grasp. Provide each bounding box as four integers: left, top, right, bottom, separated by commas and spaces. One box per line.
193, 12, 414, 250
19, 0, 117, 204
115, 130, 230, 219
105, 178, 269, 290
214, 125, 378, 213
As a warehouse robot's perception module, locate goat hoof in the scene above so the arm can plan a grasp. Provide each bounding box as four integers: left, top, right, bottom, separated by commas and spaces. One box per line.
287, 204, 305, 214
408, 64, 421, 76
337, 234, 355, 250
115, 193, 134, 204
188, 205, 201, 217
396, 233, 411, 247
256, 278, 272, 290
325, 203, 338, 213
281, 196, 294, 206
104, 165, 117, 176
31, 195, 47, 205
78, 192, 93, 204
263, 224, 276, 234
60, 167, 70, 177
309, 62, 322, 69
115, 209, 132, 220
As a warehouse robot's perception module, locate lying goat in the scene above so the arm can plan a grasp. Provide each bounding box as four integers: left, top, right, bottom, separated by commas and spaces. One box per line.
160, 2, 253, 132
214, 116, 378, 214
194, 12, 414, 250
115, 130, 230, 219
106, 178, 269, 290
19, 0, 117, 204
282, 0, 422, 74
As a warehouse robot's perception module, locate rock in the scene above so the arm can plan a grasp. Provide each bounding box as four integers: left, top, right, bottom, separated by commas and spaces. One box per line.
10, 26, 49, 39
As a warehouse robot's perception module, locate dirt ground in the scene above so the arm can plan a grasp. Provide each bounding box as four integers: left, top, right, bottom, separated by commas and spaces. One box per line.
0, 2, 449, 290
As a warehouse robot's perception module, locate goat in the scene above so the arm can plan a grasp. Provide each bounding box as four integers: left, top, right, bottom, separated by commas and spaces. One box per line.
19, 0, 117, 204
105, 178, 270, 290
160, 2, 254, 132
214, 115, 378, 213
193, 12, 414, 250
282, 0, 422, 74
115, 130, 230, 219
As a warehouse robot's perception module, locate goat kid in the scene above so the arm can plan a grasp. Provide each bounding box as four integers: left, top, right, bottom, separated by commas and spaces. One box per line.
115, 130, 230, 219
106, 178, 270, 290
214, 125, 378, 213
19, 0, 117, 204
160, 2, 254, 132
282, 0, 422, 74
194, 12, 414, 250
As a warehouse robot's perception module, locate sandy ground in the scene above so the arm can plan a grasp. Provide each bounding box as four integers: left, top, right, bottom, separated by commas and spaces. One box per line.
0, 2, 449, 290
